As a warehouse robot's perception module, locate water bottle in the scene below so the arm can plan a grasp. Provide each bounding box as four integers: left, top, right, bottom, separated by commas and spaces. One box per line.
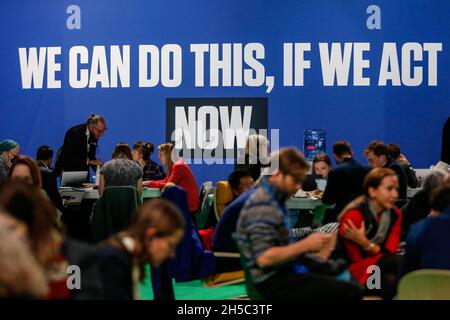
95, 166, 100, 186
304, 129, 326, 161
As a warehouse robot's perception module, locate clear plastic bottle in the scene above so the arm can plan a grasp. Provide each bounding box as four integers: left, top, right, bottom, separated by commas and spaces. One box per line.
95, 166, 100, 186
304, 129, 326, 161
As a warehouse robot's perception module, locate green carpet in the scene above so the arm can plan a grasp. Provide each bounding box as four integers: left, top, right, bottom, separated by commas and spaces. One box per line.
139, 265, 247, 300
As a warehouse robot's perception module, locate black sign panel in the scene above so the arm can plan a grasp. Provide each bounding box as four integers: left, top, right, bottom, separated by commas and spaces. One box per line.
166, 97, 268, 161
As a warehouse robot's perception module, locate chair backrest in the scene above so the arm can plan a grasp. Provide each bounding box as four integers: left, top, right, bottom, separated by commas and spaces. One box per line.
196, 194, 215, 230
214, 181, 234, 220
232, 233, 265, 300
199, 181, 213, 204
160, 185, 215, 282
90, 186, 142, 242
196, 182, 215, 229
397, 269, 450, 300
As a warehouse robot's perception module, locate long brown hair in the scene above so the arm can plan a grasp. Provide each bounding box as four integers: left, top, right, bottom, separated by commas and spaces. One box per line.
133, 141, 155, 162
0, 181, 59, 267
8, 156, 42, 189
158, 143, 177, 174
112, 143, 132, 160
337, 167, 397, 221
108, 198, 185, 280
0, 212, 48, 298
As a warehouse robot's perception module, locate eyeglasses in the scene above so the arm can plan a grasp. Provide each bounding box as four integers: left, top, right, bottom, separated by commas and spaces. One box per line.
8, 151, 19, 159
92, 125, 107, 135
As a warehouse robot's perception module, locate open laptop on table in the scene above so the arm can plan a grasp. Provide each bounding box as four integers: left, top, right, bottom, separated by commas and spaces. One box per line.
60, 171, 89, 188
59, 171, 89, 206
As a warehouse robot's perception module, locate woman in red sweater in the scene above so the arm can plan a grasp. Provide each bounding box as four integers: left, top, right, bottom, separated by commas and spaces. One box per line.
338, 167, 402, 300
145, 143, 200, 213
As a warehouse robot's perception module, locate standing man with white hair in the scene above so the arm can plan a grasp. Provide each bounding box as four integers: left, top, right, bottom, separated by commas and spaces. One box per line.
55, 114, 106, 176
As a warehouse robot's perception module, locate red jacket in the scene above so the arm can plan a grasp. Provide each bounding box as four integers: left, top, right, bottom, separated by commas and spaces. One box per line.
339, 206, 402, 285
147, 160, 199, 213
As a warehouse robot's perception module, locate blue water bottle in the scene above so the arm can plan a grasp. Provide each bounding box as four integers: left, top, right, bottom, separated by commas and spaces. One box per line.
304, 129, 326, 161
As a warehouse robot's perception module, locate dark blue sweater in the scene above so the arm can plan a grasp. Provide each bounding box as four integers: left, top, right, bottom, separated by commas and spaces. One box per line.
401, 206, 450, 276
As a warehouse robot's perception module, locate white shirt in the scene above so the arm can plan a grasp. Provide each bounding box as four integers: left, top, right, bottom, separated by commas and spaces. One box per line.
86, 127, 91, 165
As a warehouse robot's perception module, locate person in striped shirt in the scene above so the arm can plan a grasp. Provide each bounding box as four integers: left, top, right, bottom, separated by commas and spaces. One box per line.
236, 147, 363, 300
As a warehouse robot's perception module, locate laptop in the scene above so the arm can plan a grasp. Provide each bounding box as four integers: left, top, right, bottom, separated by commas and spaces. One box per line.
315, 178, 327, 191
60, 171, 89, 187
60, 190, 86, 206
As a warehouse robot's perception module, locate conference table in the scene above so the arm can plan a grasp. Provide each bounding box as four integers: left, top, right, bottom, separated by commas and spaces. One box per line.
58, 185, 420, 243
58, 187, 161, 242
287, 187, 420, 210
60, 186, 421, 210
81, 187, 161, 200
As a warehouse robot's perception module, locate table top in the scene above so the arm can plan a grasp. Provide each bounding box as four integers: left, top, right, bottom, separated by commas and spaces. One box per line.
59, 187, 161, 200
59, 186, 421, 209
286, 187, 420, 210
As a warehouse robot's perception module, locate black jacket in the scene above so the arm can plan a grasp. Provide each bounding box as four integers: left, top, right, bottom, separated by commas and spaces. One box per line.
401, 189, 431, 235
385, 158, 408, 200
442, 117, 450, 164
62, 238, 104, 300
400, 161, 419, 188
55, 124, 98, 174
97, 245, 133, 300
322, 158, 370, 223
38, 162, 65, 212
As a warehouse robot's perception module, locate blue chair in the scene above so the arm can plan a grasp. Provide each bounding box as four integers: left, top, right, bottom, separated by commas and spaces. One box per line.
151, 185, 215, 299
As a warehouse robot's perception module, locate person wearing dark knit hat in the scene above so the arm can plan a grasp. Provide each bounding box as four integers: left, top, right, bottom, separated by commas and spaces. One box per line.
0, 140, 20, 183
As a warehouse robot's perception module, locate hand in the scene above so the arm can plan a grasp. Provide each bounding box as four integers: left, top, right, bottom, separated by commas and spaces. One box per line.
398, 153, 409, 163
88, 159, 103, 167
312, 189, 323, 198
343, 220, 369, 247
142, 180, 153, 187
312, 232, 337, 260
302, 233, 333, 253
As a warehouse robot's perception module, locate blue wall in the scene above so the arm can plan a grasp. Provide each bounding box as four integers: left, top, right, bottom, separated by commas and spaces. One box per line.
1, 0, 449, 185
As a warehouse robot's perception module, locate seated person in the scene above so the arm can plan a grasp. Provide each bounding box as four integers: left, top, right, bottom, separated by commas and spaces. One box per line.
364, 140, 408, 200
9, 156, 42, 190
228, 170, 254, 199
0, 211, 48, 299
213, 170, 254, 255
401, 183, 450, 276
0, 181, 103, 299
146, 143, 199, 214
99, 144, 143, 196
214, 171, 340, 255
338, 168, 402, 300
387, 143, 419, 188
35, 145, 65, 212
237, 148, 363, 300
8, 155, 64, 224
401, 170, 447, 235
302, 153, 333, 194
313, 153, 332, 179
0, 139, 20, 183
132, 141, 166, 181
236, 134, 270, 181
322, 140, 370, 223
97, 199, 185, 299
